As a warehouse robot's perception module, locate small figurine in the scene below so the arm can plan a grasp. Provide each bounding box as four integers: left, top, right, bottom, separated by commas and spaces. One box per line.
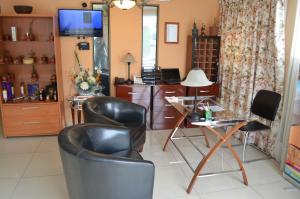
201, 24, 206, 36
39, 55, 48, 64
45, 74, 57, 101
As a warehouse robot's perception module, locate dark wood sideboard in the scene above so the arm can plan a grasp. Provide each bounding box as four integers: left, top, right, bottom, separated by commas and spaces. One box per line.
115, 83, 220, 130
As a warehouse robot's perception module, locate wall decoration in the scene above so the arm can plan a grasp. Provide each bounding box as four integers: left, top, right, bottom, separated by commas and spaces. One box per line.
165, 22, 179, 44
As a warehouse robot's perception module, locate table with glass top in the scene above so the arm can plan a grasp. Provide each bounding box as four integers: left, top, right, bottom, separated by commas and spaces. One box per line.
162, 96, 248, 193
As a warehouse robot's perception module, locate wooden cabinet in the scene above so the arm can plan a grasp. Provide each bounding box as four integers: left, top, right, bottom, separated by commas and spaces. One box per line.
115, 84, 151, 126
152, 84, 185, 130
0, 14, 63, 137
115, 84, 185, 130
187, 35, 221, 82
2, 102, 61, 136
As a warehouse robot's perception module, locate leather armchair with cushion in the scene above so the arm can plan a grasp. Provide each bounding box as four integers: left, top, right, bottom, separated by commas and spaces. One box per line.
82, 96, 146, 151
58, 123, 155, 199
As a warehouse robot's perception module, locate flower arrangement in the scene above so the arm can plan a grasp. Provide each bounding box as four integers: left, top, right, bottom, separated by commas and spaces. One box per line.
72, 51, 100, 95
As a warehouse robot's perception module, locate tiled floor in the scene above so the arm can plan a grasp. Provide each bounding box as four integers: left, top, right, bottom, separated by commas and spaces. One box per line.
0, 128, 299, 199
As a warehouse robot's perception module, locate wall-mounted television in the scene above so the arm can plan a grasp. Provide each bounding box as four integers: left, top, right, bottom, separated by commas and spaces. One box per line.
58, 9, 103, 37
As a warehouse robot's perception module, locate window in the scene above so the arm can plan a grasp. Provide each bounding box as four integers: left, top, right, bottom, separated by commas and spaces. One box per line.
92, 3, 110, 96
142, 6, 159, 71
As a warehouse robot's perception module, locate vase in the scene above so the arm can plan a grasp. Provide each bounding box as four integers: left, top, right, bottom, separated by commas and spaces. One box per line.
76, 85, 104, 96
76, 87, 94, 96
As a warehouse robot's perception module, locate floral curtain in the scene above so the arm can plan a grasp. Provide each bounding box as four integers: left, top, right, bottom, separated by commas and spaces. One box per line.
219, 0, 286, 158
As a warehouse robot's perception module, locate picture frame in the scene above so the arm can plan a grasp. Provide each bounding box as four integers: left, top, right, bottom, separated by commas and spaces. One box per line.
165, 22, 179, 44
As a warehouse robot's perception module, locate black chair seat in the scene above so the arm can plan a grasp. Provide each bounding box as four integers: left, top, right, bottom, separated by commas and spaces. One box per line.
239, 120, 270, 132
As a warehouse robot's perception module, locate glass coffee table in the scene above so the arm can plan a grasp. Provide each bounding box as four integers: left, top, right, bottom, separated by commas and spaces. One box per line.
163, 96, 248, 193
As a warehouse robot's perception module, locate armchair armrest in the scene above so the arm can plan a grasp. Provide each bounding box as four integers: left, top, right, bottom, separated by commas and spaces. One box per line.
114, 101, 147, 125
83, 103, 124, 126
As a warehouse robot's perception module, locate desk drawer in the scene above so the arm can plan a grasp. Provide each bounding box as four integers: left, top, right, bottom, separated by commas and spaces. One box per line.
152, 109, 182, 130
2, 103, 61, 136
187, 83, 220, 97
154, 85, 185, 99
116, 85, 151, 100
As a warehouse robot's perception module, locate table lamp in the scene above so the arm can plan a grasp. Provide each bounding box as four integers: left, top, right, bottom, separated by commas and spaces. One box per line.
181, 68, 213, 122
122, 52, 135, 84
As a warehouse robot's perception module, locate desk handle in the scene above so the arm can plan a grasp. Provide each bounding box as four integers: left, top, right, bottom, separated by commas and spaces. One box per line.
23, 121, 41, 125
164, 116, 175, 119
165, 91, 176, 94
165, 104, 172, 107
22, 107, 40, 110
199, 90, 210, 93
128, 92, 137, 95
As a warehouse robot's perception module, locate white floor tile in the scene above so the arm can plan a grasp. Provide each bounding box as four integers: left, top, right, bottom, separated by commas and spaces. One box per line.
252, 180, 300, 199
243, 160, 283, 185
0, 154, 32, 179
35, 136, 59, 153
0, 129, 297, 199
11, 175, 68, 199
0, 137, 41, 155
200, 187, 262, 199
0, 179, 18, 199
23, 152, 63, 178
153, 165, 198, 199
141, 143, 177, 166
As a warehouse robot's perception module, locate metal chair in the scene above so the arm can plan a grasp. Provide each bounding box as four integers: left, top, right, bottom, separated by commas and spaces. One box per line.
239, 90, 281, 163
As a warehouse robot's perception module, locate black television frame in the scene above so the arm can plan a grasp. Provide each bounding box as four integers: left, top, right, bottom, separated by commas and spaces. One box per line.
58, 9, 103, 37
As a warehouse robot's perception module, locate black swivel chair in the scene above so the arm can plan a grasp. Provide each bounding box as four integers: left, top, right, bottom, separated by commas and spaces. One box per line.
58, 123, 155, 199
82, 96, 147, 152
239, 89, 281, 163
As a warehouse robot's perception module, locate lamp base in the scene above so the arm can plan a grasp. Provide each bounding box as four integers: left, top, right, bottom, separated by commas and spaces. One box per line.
125, 79, 134, 84
190, 111, 204, 123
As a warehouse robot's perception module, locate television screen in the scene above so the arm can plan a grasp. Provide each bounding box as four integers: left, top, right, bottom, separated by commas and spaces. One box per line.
58, 9, 103, 37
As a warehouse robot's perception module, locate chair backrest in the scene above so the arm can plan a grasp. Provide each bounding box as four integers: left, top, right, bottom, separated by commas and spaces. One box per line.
251, 90, 281, 121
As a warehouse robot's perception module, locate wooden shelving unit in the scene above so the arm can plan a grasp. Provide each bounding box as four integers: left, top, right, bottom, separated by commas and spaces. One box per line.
192, 36, 221, 82
0, 14, 64, 137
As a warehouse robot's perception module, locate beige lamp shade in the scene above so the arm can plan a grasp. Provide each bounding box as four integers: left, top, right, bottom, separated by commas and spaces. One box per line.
122, 52, 136, 64
113, 0, 136, 10
181, 68, 213, 87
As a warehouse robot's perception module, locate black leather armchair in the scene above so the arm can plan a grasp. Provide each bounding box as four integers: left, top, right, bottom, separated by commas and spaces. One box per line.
82, 96, 146, 151
58, 123, 155, 199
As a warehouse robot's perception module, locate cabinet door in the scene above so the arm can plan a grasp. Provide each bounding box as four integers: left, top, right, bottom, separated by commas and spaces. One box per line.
2, 103, 61, 137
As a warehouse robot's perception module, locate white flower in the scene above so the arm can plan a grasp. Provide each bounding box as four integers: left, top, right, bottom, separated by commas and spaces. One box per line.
88, 76, 96, 84
80, 81, 89, 90
75, 76, 83, 84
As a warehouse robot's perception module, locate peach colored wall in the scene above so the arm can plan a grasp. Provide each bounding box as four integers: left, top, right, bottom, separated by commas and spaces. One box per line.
110, 0, 219, 96
0, 0, 220, 125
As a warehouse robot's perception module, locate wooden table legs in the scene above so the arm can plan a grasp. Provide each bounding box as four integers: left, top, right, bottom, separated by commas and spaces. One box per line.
163, 119, 249, 194
186, 122, 248, 193
163, 112, 188, 151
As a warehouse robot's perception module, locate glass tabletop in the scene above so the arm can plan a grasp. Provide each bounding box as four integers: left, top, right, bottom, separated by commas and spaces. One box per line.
166, 96, 245, 127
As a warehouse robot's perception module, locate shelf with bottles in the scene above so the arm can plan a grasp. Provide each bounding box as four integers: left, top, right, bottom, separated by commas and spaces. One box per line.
1, 72, 59, 104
